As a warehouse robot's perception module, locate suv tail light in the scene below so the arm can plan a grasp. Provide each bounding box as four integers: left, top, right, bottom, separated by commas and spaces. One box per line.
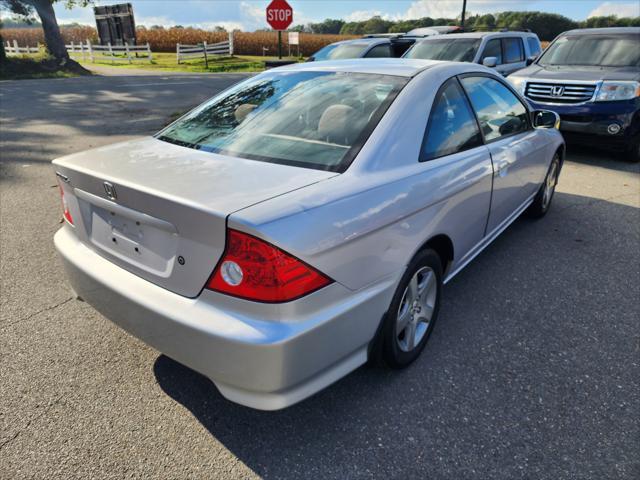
206, 229, 332, 302
58, 183, 74, 225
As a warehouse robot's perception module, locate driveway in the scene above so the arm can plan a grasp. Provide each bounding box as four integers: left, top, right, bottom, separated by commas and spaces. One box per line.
1, 74, 638, 479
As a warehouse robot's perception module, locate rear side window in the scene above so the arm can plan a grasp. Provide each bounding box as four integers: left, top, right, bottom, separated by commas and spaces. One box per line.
503, 38, 524, 63
365, 44, 392, 58
422, 79, 483, 161
481, 39, 502, 64
461, 76, 529, 142
527, 37, 541, 57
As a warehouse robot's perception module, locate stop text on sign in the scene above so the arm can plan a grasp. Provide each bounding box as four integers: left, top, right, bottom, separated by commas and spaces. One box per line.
267, 9, 291, 22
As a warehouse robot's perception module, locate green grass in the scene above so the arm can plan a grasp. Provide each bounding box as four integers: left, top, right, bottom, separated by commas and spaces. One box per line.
0, 52, 90, 80
71, 52, 303, 73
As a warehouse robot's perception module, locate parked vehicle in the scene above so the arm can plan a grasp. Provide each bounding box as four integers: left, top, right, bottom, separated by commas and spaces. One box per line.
404, 31, 542, 76
307, 36, 414, 61
54, 59, 564, 410
508, 27, 640, 161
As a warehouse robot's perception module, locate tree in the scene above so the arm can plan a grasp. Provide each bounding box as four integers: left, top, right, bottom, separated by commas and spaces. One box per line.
0, 0, 91, 63
308, 18, 344, 34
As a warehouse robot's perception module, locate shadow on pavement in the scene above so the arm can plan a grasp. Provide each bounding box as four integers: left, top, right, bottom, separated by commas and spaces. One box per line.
565, 142, 639, 173
154, 190, 639, 479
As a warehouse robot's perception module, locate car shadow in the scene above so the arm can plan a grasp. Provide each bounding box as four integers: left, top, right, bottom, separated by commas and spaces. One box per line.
153, 190, 639, 479
564, 142, 639, 173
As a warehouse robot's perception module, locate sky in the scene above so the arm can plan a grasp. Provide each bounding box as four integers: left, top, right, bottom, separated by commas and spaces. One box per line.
46, 0, 640, 31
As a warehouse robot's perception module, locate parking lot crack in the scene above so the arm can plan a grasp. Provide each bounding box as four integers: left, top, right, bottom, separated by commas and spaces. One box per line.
0, 395, 64, 452
0, 297, 73, 332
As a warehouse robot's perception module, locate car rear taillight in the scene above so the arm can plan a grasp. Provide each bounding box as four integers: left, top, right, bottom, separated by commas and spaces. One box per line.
206, 229, 332, 302
58, 183, 73, 225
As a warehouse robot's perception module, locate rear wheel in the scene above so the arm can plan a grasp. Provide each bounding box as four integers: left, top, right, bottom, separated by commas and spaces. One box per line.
527, 153, 560, 218
380, 249, 442, 368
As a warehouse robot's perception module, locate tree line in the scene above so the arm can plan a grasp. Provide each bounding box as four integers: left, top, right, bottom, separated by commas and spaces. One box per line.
293, 11, 640, 41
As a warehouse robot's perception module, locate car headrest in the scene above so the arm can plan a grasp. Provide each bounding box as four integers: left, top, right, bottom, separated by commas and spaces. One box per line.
234, 103, 257, 123
318, 104, 355, 144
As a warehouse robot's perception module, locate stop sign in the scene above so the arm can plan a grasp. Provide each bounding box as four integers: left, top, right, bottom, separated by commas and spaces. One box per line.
266, 0, 293, 31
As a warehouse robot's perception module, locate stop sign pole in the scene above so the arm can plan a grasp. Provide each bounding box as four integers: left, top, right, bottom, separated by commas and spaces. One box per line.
266, 0, 293, 59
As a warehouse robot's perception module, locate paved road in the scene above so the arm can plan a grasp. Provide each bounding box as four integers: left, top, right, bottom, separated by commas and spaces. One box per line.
1, 74, 639, 480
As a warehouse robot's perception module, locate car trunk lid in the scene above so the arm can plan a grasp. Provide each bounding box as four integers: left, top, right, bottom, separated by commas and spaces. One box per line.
53, 137, 337, 297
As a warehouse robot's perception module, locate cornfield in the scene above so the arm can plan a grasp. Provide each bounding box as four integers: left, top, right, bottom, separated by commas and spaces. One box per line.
0, 26, 357, 56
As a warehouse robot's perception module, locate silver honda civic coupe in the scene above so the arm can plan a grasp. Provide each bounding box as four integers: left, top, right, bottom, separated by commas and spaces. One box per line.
54, 59, 564, 410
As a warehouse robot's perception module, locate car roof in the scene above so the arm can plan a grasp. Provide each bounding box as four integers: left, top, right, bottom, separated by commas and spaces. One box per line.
271, 58, 445, 77
561, 27, 640, 35
417, 31, 536, 40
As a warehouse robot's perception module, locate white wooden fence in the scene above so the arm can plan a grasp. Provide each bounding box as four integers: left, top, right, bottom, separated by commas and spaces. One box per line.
66, 40, 153, 64
4, 40, 39, 55
176, 33, 234, 66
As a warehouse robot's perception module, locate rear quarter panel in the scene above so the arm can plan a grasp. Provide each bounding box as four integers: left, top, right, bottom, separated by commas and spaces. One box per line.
230, 64, 496, 292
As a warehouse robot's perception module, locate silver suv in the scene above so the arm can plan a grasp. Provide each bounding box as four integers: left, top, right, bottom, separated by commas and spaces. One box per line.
404, 31, 542, 76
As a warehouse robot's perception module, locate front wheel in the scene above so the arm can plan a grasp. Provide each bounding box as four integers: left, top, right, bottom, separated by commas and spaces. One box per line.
527, 153, 560, 218
380, 249, 443, 368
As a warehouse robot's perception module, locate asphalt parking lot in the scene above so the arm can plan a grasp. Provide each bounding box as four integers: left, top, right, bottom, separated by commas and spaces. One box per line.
1, 74, 639, 479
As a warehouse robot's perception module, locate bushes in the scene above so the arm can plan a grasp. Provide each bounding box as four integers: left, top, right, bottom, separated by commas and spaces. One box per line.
0, 26, 356, 56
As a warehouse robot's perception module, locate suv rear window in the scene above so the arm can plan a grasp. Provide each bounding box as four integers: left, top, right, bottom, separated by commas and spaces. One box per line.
157, 71, 407, 172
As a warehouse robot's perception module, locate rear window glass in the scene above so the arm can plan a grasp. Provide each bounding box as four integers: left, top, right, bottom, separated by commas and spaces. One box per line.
157, 71, 407, 172
365, 44, 392, 58
503, 38, 524, 63
527, 37, 541, 56
405, 38, 480, 62
312, 43, 368, 60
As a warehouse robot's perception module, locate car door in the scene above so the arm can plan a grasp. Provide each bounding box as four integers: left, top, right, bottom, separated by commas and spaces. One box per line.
420, 77, 493, 264
498, 37, 526, 76
460, 74, 547, 235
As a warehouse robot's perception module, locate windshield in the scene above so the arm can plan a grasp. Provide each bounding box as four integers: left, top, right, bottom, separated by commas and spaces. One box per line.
157, 71, 407, 172
311, 43, 369, 61
538, 34, 640, 67
404, 38, 480, 62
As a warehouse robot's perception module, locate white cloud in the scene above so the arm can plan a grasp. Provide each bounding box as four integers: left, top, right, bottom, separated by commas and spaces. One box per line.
588, 2, 640, 18
136, 16, 176, 28
345, 10, 388, 22
403, 0, 524, 20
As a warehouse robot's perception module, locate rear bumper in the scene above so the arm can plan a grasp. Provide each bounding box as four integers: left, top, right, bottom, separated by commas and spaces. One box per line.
55, 226, 395, 410
527, 98, 640, 149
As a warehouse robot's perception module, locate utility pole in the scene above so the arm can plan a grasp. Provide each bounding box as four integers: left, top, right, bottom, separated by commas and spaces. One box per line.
461, 0, 467, 28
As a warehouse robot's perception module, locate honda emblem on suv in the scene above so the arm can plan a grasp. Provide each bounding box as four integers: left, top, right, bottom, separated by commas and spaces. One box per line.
103, 181, 117, 200
551, 86, 564, 97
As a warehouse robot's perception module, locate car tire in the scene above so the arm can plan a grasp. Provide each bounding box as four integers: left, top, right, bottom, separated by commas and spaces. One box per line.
380, 249, 443, 369
527, 153, 560, 218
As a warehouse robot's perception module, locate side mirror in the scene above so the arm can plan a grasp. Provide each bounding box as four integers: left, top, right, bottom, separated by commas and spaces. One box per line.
306, 56, 315, 62
532, 110, 560, 129
482, 56, 497, 68
526, 55, 537, 66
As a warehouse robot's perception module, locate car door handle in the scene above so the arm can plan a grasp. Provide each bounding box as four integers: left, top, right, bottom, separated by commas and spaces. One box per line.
495, 160, 510, 176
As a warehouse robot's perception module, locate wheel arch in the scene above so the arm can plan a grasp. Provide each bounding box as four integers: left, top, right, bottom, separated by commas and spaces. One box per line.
417, 234, 454, 277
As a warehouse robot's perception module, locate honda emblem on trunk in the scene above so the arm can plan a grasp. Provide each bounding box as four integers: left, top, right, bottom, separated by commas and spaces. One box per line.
551, 86, 564, 97
103, 182, 117, 200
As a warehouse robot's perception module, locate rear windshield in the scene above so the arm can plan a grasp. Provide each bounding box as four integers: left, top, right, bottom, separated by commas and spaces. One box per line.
538, 33, 640, 67
405, 38, 480, 62
312, 43, 369, 61
157, 71, 407, 172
